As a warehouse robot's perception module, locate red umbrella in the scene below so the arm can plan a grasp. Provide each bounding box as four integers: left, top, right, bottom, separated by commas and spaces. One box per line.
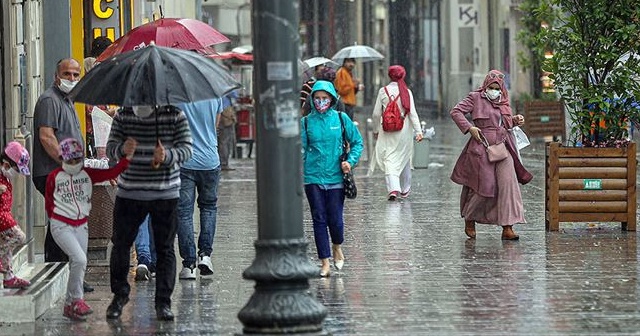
97, 18, 230, 61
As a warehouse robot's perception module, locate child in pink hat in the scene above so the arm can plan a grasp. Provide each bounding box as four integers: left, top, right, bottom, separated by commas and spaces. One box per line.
46, 137, 136, 320
0, 141, 32, 289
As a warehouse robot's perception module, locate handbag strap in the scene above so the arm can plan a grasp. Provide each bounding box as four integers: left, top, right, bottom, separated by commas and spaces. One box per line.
478, 132, 489, 148
338, 112, 348, 157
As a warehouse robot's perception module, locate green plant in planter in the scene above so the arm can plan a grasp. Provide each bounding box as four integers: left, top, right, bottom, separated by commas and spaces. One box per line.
530, 0, 640, 147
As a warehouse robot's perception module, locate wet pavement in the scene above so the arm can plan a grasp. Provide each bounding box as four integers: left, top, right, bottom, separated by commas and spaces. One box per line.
8, 116, 640, 335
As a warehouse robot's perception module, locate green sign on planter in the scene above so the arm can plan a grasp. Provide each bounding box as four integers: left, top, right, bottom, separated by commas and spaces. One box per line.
540, 116, 550, 123
584, 179, 602, 190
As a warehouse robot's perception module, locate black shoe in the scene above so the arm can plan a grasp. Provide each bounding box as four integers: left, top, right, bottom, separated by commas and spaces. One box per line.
106, 296, 129, 319
83, 281, 94, 293
156, 304, 175, 321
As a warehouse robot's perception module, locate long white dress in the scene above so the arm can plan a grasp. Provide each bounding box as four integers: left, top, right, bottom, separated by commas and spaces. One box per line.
369, 82, 422, 177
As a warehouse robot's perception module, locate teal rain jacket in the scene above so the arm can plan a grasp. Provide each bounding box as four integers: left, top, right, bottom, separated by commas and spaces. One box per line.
301, 80, 363, 186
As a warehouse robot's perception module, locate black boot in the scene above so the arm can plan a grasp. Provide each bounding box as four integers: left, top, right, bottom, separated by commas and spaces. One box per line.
156, 304, 175, 321
106, 296, 129, 319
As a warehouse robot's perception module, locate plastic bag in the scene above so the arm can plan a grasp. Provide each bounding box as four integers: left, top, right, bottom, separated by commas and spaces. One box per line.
512, 126, 530, 150
423, 126, 436, 140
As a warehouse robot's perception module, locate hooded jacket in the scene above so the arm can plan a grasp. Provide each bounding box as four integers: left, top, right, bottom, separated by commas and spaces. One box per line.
301, 80, 363, 186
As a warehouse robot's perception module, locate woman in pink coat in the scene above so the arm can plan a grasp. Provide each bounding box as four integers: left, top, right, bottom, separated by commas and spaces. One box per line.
450, 70, 532, 240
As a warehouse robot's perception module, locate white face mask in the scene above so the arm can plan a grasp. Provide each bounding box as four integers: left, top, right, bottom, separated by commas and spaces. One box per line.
485, 89, 501, 101
1, 167, 16, 180
132, 106, 155, 118
58, 78, 78, 94
62, 162, 83, 175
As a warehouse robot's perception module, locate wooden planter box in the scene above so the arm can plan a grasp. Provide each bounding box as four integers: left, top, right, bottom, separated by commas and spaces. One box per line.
518, 100, 565, 140
545, 142, 637, 231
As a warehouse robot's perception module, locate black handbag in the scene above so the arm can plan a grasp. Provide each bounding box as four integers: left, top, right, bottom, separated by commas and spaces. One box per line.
338, 113, 357, 199
342, 171, 357, 199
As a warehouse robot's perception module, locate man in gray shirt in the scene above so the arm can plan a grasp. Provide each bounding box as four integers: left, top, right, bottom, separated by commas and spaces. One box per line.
32, 58, 84, 265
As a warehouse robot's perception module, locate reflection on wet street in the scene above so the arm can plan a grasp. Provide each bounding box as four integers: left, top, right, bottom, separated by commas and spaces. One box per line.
17, 120, 640, 335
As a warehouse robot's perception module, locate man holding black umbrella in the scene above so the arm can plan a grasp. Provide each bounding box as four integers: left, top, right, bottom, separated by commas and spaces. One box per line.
66, 45, 239, 320
105, 105, 192, 321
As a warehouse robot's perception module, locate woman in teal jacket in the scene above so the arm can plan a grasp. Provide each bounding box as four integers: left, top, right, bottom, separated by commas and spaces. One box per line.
301, 80, 363, 277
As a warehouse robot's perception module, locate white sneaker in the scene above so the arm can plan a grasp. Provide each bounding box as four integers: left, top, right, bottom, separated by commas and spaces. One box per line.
135, 264, 150, 281
178, 266, 196, 280
198, 255, 214, 277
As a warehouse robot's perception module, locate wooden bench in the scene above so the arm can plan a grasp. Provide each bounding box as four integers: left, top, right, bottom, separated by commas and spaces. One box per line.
520, 101, 565, 140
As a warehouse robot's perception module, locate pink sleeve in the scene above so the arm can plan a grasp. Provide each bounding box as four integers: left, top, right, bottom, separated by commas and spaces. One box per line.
450, 93, 476, 134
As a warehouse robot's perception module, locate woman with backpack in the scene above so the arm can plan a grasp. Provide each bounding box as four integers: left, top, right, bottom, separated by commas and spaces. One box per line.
301, 80, 363, 277
370, 65, 424, 201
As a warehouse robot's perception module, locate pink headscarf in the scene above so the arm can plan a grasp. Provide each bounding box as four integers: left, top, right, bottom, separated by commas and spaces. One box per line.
475, 69, 512, 120
388, 65, 411, 113
477, 69, 510, 108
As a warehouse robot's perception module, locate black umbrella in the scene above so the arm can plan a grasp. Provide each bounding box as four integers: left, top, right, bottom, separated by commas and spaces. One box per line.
69, 44, 241, 106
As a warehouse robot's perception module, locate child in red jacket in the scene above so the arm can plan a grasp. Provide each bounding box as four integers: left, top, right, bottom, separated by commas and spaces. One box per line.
0, 141, 32, 289
46, 137, 136, 320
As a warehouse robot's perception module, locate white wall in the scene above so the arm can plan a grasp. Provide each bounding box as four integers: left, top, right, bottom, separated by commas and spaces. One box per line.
202, 0, 251, 46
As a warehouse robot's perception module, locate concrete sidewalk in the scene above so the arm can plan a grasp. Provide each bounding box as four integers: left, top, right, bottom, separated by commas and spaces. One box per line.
6, 118, 639, 335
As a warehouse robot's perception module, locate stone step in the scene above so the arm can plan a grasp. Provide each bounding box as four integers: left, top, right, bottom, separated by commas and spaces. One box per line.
10, 244, 29, 275
0, 246, 68, 323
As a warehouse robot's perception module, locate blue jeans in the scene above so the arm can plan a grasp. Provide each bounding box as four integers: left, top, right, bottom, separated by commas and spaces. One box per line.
176, 167, 220, 268
134, 215, 156, 271
304, 184, 345, 259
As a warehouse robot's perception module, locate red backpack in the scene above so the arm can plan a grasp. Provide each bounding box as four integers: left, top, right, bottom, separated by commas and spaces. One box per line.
381, 86, 405, 132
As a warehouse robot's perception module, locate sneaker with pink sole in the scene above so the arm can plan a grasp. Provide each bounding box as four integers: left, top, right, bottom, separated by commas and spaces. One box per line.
64, 299, 93, 320
388, 191, 399, 201
3, 276, 31, 289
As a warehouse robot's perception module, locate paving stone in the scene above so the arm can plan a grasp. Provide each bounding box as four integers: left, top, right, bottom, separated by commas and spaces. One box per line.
8, 119, 639, 335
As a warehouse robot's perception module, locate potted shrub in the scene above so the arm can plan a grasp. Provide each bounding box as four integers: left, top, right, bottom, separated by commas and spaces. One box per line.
525, 0, 640, 231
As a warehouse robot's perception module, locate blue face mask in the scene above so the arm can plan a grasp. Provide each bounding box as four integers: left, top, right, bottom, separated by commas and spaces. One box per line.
313, 98, 331, 112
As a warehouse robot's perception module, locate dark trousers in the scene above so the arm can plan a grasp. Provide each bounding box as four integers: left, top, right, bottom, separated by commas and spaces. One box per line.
110, 197, 178, 307
217, 125, 235, 168
304, 184, 345, 259
33, 175, 69, 262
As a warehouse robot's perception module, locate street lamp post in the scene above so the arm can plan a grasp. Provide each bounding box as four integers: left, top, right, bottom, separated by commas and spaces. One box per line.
237, 1, 328, 335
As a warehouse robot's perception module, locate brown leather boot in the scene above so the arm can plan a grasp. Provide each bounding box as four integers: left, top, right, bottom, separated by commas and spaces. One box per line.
501, 225, 520, 240
464, 220, 476, 239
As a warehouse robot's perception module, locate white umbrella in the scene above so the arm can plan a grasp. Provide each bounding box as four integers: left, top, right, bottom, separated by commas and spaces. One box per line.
303, 57, 339, 69
332, 44, 384, 64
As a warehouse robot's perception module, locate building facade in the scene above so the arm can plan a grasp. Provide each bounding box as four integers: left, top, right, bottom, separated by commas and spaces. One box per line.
0, 0, 196, 256
0, 0, 534, 258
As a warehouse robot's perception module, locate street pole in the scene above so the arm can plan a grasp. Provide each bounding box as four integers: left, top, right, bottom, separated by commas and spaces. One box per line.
237, 1, 328, 335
